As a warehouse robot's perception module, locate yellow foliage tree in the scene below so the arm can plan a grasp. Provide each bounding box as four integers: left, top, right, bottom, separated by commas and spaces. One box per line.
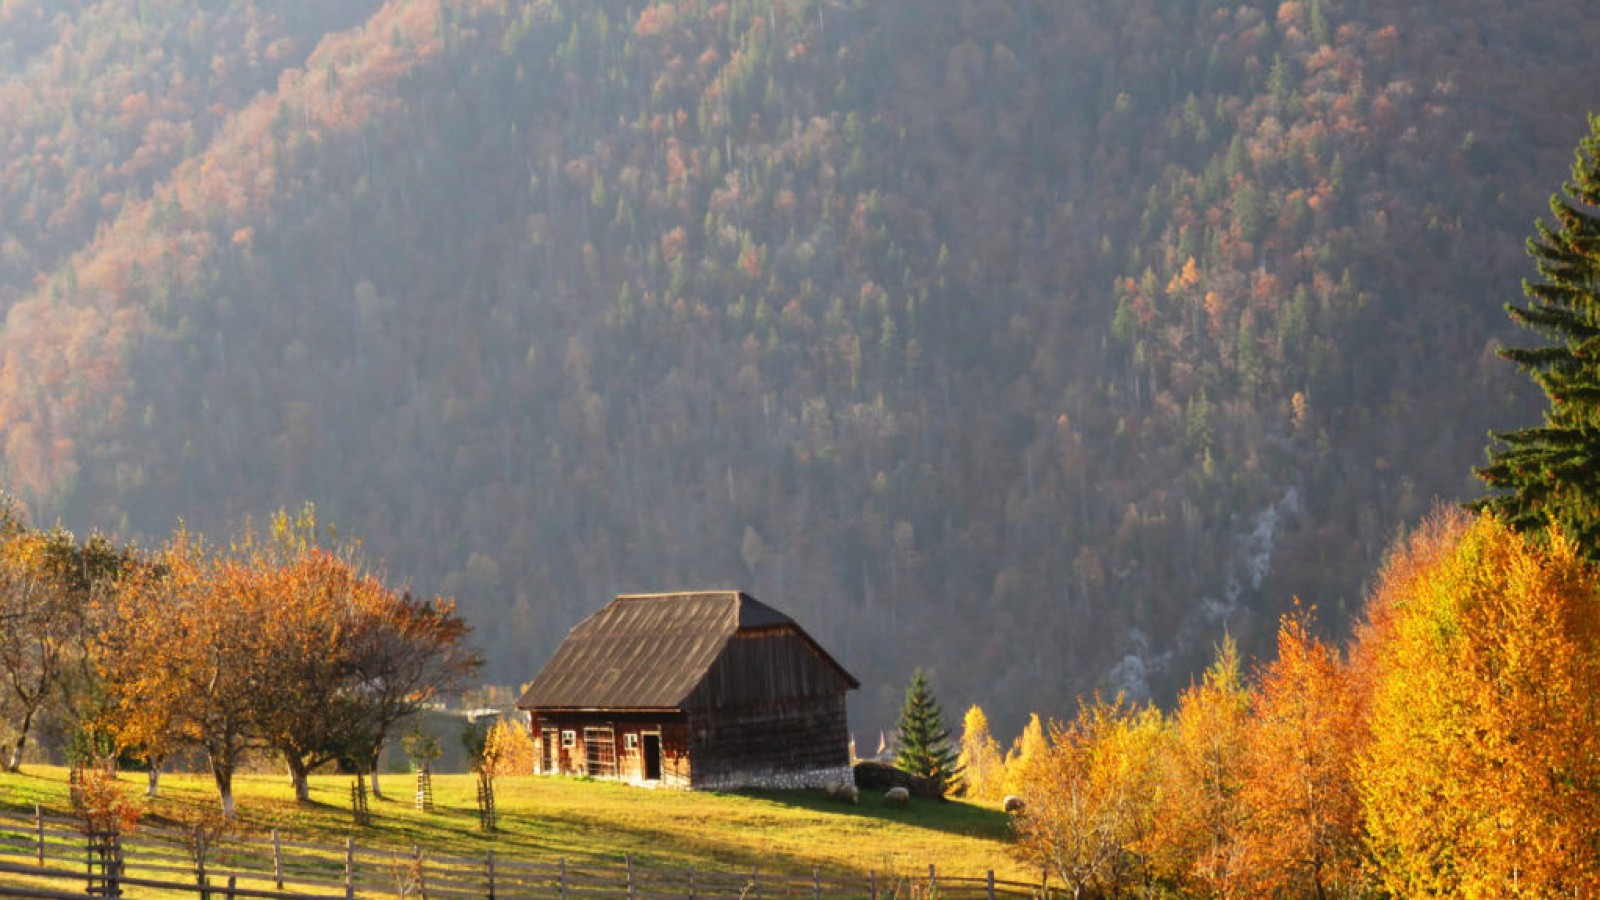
956, 704, 1004, 801
1358, 511, 1600, 896
1002, 712, 1048, 797
1013, 696, 1169, 898
1150, 636, 1250, 896
1237, 606, 1365, 897
482, 717, 535, 778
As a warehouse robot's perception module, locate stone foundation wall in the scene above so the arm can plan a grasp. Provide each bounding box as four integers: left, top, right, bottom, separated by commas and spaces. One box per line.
692, 764, 855, 792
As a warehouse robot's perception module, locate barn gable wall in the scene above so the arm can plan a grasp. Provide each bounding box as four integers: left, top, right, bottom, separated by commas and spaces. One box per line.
686, 692, 851, 789
686, 629, 854, 710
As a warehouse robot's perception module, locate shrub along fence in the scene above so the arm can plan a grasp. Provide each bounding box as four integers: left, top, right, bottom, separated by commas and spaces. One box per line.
0, 806, 1040, 898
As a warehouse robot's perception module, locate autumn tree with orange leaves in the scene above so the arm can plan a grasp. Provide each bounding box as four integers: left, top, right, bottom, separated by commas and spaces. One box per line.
998, 509, 1600, 897
97, 514, 479, 817
100, 530, 257, 817
0, 498, 135, 774
234, 505, 480, 801
1357, 510, 1600, 896
0, 524, 79, 773
1013, 696, 1168, 899
341, 586, 480, 800
1236, 606, 1364, 898
1152, 637, 1250, 897
245, 547, 382, 804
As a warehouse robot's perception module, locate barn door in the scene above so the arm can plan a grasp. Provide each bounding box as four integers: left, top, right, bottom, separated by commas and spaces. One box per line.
584, 726, 616, 777
642, 733, 662, 781
540, 728, 557, 774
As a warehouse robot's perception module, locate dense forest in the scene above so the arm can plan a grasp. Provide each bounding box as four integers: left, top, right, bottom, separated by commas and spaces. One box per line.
0, 0, 1594, 735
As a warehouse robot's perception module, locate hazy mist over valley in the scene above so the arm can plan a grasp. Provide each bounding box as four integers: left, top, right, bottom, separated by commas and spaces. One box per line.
1, 0, 1594, 737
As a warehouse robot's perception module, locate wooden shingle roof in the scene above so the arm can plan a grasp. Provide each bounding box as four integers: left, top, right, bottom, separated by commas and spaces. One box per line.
516, 591, 858, 711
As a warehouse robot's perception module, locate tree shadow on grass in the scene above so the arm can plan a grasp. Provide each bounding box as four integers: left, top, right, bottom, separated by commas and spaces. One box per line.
734, 787, 1016, 841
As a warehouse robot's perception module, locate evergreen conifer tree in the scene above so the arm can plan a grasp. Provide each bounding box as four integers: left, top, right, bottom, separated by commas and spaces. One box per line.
894, 668, 961, 796
1477, 114, 1600, 558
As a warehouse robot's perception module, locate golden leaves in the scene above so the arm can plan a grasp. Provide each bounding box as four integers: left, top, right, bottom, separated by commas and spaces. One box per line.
1010, 511, 1600, 896
1357, 512, 1600, 896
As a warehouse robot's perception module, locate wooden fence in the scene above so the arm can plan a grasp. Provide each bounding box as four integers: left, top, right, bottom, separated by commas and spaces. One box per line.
0, 806, 1043, 898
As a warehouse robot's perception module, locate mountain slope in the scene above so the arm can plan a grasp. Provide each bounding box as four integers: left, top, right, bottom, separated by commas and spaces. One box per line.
0, 0, 1592, 732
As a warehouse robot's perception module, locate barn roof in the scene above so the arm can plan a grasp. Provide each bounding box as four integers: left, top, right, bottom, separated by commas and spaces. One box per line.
517, 591, 858, 711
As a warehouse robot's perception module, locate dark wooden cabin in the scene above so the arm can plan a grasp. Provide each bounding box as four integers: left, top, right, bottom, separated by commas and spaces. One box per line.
516, 591, 859, 790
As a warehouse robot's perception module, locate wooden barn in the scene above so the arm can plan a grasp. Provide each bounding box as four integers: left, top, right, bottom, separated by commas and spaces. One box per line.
516, 591, 859, 790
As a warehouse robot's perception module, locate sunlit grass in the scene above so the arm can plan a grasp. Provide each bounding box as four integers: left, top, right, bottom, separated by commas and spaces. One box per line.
0, 765, 1031, 882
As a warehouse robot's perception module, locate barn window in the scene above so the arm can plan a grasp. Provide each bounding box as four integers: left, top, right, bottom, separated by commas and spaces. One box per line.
624, 733, 639, 751
561, 730, 576, 748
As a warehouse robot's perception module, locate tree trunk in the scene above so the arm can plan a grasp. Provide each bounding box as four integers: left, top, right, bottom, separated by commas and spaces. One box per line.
285, 755, 312, 803
368, 746, 385, 801
6, 708, 35, 772
146, 764, 161, 798
211, 755, 236, 818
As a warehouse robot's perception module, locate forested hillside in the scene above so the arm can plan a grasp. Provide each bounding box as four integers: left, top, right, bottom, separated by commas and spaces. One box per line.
0, 0, 1593, 733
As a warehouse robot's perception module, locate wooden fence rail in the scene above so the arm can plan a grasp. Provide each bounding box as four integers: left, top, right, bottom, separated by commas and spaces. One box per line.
0, 806, 1042, 898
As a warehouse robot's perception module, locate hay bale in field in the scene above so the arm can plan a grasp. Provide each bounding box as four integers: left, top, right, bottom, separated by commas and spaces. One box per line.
883, 786, 910, 808
1003, 795, 1026, 813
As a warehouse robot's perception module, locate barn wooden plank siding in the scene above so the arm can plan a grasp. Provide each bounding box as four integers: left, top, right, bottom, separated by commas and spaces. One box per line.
517, 592, 859, 790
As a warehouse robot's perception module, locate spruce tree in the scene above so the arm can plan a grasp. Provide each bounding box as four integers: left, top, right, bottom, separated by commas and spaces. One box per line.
1477, 114, 1600, 558
894, 668, 961, 796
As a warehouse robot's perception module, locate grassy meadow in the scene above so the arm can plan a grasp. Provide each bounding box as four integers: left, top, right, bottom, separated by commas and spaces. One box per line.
0, 765, 1031, 884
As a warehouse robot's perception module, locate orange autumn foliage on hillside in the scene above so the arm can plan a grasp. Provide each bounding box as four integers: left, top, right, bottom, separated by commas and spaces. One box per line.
1, 0, 1595, 743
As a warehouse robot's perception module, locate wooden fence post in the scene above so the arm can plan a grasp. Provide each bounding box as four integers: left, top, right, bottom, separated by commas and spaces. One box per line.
688, 864, 696, 900
626, 852, 635, 899
812, 865, 821, 900
987, 869, 996, 900
558, 857, 567, 900
868, 869, 877, 900
34, 803, 43, 867
413, 844, 427, 899
85, 831, 124, 899
486, 849, 496, 900
344, 837, 355, 899
226, 875, 237, 899
272, 829, 283, 889
751, 864, 760, 899
929, 863, 936, 896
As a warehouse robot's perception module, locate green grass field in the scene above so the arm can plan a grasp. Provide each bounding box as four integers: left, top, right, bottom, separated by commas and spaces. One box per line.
0, 766, 1031, 884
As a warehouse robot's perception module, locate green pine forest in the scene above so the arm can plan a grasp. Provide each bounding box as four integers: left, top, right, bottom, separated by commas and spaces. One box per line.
0, 0, 1593, 734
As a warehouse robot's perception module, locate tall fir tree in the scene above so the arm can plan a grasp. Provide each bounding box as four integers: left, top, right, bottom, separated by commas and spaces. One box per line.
1477, 114, 1600, 557
894, 668, 961, 795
